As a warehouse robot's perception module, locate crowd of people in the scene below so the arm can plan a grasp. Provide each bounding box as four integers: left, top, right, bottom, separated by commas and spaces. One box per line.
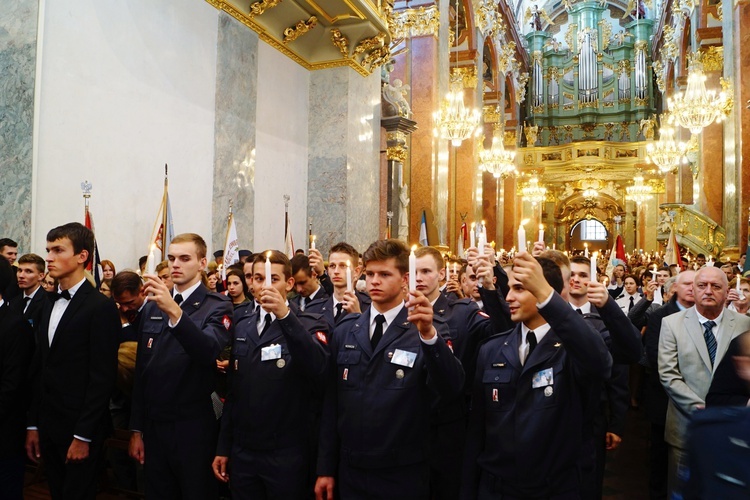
0, 227, 749, 499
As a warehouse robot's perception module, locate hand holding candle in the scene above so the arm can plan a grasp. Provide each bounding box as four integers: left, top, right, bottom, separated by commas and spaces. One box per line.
517, 219, 529, 253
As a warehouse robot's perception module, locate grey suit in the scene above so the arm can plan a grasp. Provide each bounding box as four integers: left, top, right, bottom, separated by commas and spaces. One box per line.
658, 306, 750, 449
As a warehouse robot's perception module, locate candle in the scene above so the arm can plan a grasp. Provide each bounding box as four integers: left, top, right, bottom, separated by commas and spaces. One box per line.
145, 244, 157, 276
590, 252, 597, 282
452, 262, 457, 276
478, 230, 487, 256
517, 219, 528, 252
445, 261, 449, 280
552, 243, 556, 250
310, 235, 316, 250
584, 243, 589, 258
736, 273, 743, 298
538, 224, 544, 243
409, 245, 417, 292
346, 260, 353, 292
264, 251, 272, 287
651, 265, 658, 282
470, 222, 476, 249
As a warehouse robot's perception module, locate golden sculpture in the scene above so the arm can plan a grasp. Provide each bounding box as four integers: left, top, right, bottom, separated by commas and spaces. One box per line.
283, 17, 317, 43
248, 0, 282, 17
331, 29, 349, 56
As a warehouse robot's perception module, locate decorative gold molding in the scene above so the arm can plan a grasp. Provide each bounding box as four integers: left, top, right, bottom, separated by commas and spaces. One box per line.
473, 0, 505, 38
504, 130, 517, 147
565, 24, 577, 51
598, 20, 612, 51
389, 5, 440, 38
700, 46, 724, 72
354, 33, 386, 55
516, 72, 529, 104
331, 29, 349, 56
496, 41, 517, 75
720, 77, 734, 116
451, 66, 478, 89
248, 0, 282, 17
387, 146, 408, 163
483, 105, 501, 123
283, 16, 317, 43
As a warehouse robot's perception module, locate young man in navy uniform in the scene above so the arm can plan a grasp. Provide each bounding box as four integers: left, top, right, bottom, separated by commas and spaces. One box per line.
212, 250, 329, 498
128, 233, 233, 499
315, 239, 464, 500
25, 223, 121, 499
462, 252, 611, 498
291, 253, 330, 313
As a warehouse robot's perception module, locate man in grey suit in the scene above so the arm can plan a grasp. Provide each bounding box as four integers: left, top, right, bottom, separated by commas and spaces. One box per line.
658, 266, 750, 495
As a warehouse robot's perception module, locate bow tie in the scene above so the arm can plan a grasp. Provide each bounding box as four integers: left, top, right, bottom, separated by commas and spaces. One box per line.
51, 289, 72, 302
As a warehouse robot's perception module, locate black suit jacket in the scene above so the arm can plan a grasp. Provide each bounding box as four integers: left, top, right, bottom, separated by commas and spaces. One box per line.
706, 332, 750, 407
0, 300, 34, 458
28, 280, 120, 444
643, 296, 682, 424
10, 286, 48, 332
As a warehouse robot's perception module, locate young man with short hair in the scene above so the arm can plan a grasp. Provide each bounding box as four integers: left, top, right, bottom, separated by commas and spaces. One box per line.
0, 238, 18, 264
213, 250, 329, 498
310, 242, 370, 328
316, 239, 464, 499
111, 271, 147, 343
155, 260, 172, 289
129, 233, 233, 499
291, 253, 329, 312
11, 253, 47, 329
26, 222, 121, 499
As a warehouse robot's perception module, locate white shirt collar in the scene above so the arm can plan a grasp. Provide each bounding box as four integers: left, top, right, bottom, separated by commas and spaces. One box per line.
570, 301, 592, 315
174, 280, 202, 303
695, 307, 724, 327
521, 321, 551, 344
371, 302, 405, 330
24, 285, 41, 299
58, 277, 87, 298
308, 286, 321, 301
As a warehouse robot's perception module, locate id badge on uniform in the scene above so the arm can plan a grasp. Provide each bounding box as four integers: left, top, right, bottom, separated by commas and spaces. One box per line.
261, 344, 282, 361
532, 368, 554, 389
391, 349, 417, 368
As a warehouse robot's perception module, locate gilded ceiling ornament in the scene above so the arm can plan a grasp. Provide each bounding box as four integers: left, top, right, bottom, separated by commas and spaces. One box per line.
283, 16, 317, 43
451, 66, 478, 89
598, 20, 612, 51
516, 72, 529, 104
720, 77, 734, 116
387, 146, 408, 163
354, 33, 387, 55
388, 6, 440, 39
473, 0, 505, 38
248, 0, 282, 17
330, 29, 350, 56
699, 46, 724, 72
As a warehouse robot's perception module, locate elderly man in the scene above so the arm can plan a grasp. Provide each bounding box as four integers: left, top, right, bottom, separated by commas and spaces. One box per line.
658, 266, 750, 496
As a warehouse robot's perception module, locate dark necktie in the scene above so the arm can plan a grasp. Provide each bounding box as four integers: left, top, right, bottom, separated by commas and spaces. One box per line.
576, 308, 583, 315
23, 297, 31, 310
335, 303, 344, 319
702, 320, 717, 366
174, 293, 184, 305
51, 289, 71, 302
261, 313, 273, 336
527, 330, 538, 358
628, 296, 634, 312
302, 296, 311, 310
371, 314, 386, 350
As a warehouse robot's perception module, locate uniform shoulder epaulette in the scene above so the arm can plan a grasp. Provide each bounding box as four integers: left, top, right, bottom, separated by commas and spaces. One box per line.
338, 313, 361, 325
478, 327, 515, 347
451, 298, 474, 307
582, 311, 602, 319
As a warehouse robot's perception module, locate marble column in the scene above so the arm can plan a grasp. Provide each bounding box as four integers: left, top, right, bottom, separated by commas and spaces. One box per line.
731, 1, 750, 254
382, 117, 418, 243
698, 70, 724, 226
0, 0, 38, 250
211, 12, 258, 252
308, 67, 381, 254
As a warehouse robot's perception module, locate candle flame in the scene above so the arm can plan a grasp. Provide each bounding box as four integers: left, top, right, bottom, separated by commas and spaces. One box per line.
539, 224, 544, 230
411, 244, 417, 252
346, 259, 351, 267
520, 219, 530, 226
266, 251, 272, 259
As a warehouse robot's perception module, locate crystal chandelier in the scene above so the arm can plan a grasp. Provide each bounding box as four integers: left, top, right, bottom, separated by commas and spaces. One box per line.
668, 59, 727, 135
646, 119, 688, 174
434, 85, 481, 147
478, 124, 517, 178
625, 174, 652, 206
521, 175, 547, 206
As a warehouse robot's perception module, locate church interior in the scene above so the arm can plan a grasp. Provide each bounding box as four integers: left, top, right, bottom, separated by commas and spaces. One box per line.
1, 0, 748, 273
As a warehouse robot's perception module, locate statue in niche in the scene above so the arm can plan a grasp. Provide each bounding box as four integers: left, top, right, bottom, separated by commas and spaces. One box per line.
639, 114, 657, 140
524, 122, 539, 146
525, 5, 554, 31
397, 184, 410, 242
561, 183, 575, 199
382, 79, 412, 118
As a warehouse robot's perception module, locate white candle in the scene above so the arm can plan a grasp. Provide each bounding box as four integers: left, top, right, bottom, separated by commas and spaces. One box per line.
145, 244, 157, 276
452, 262, 457, 276
584, 243, 589, 258
310, 235, 316, 250
346, 259, 353, 292
538, 224, 544, 243
552, 243, 556, 250
517, 224, 527, 253
264, 251, 272, 287
478, 230, 487, 256
445, 261, 449, 280
736, 273, 743, 298
651, 265, 658, 282
470, 222, 476, 249
590, 252, 597, 282
409, 245, 417, 292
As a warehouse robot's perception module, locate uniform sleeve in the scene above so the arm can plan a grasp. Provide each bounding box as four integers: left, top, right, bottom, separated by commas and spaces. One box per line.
424, 321, 465, 399
278, 312, 329, 378
316, 324, 344, 477
460, 346, 486, 499
599, 296, 643, 364
172, 297, 233, 366
605, 364, 630, 436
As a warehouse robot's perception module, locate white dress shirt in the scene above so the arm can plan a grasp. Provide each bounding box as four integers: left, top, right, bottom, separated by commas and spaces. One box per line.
48, 278, 87, 346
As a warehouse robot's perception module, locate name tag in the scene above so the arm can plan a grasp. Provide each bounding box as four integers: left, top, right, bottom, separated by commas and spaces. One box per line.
235, 337, 246, 342
532, 368, 554, 389
261, 344, 282, 361
391, 349, 417, 368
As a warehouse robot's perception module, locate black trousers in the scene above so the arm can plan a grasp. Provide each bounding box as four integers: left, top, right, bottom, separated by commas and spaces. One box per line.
338, 460, 429, 500
0, 454, 25, 500
142, 414, 218, 500
229, 444, 311, 500
40, 435, 106, 500
429, 418, 465, 500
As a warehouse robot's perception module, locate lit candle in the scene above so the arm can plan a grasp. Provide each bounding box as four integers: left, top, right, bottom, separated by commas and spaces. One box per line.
145, 244, 157, 276
409, 245, 417, 292
736, 273, 743, 298
452, 262, 457, 276
590, 252, 597, 282
584, 243, 589, 258
517, 220, 528, 252
470, 222, 476, 249
264, 251, 272, 287
346, 259, 353, 292
445, 261, 449, 280
538, 224, 544, 243
651, 265, 658, 282
310, 235, 316, 250
478, 229, 487, 256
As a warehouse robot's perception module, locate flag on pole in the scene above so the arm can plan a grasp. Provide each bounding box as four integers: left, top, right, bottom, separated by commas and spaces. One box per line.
664, 226, 684, 271
284, 211, 295, 258
84, 206, 103, 288
744, 212, 750, 277
419, 211, 429, 246
147, 165, 175, 263
606, 234, 626, 278
222, 211, 239, 282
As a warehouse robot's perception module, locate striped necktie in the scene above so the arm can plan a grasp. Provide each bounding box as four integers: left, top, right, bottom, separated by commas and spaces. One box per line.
702, 320, 717, 366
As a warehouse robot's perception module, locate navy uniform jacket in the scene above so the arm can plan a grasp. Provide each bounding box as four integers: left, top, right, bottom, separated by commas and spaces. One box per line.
216, 305, 329, 454
462, 293, 612, 498
593, 296, 643, 364
130, 285, 233, 429
317, 307, 464, 475
706, 332, 750, 407
316, 291, 371, 330
295, 286, 330, 315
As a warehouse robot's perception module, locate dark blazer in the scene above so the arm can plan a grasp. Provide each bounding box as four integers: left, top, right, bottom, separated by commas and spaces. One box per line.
294, 286, 330, 314
316, 291, 371, 330
0, 300, 34, 458
10, 286, 48, 331
462, 293, 612, 498
643, 297, 681, 424
28, 280, 120, 444
130, 285, 233, 430
706, 332, 750, 407
317, 307, 463, 477
593, 296, 643, 364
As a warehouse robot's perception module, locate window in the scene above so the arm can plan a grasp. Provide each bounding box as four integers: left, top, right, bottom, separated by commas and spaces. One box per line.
579, 220, 607, 240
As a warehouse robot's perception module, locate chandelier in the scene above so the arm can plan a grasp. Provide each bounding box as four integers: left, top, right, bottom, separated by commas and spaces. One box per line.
433, 0, 481, 147
646, 120, 688, 174
478, 124, 517, 178
521, 175, 547, 206
668, 59, 726, 135
625, 174, 653, 205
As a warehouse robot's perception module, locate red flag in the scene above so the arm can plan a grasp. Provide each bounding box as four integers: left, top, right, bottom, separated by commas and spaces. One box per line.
615, 235, 626, 263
